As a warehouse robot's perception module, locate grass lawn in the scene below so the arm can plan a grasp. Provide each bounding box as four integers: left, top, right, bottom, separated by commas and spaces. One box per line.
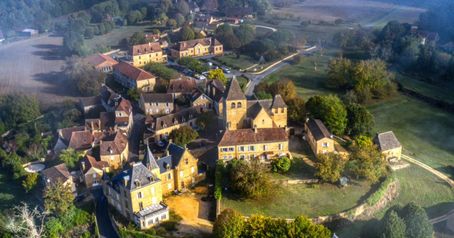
85, 25, 155, 53
214, 54, 257, 70
369, 95, 454, 176
263, 48, 340, 100
396, 73, 454, 104
222, 178, 372, 218
0, 170, 38, 212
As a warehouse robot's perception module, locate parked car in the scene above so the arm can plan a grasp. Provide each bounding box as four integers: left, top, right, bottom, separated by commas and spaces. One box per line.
194, 74, 206, 80
222, 67, 231, 74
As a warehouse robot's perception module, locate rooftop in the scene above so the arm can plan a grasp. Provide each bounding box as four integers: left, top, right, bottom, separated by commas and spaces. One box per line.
375, 131, 402, 151
306, 119, 331, 141
218, 128, 288, 146
141, 93, 173, 103
131, 42, 162, 56
111, 163, 160, 191
114, 62, 156, 81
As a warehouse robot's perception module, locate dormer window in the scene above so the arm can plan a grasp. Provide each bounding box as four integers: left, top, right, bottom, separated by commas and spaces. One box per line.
231, 102, 236, 109
237, 102, 242, 108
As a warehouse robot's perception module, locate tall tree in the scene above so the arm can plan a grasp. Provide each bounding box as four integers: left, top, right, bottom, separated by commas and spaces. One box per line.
348, 136, 387, 182
326, 58, 353, 89
58, 148, 82, 170
229, 159, 271, 199
43, 181, 75, 215
306, 95, 347, 135
179, 25, 195, 41
213, 209, 244, 238
208, 69, 228, 85
346, 103, 375, 137
315, 153, 346, 183
382, 210, 406, 238
169, 126, 198, 146
401, 202, 433, 238
0, 94, 40, 127
64, 57, 105, 96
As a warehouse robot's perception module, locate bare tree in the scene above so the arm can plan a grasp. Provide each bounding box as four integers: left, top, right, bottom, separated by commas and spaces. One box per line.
5, 203, 47, 238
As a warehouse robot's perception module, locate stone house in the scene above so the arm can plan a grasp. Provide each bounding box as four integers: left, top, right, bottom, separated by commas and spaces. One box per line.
80, 155, 109, 188
170, 37, 223, 59
113, 62, 156, 92
374, 131, 402, 161
139, 93, 174, 116
130, 42, 167, 67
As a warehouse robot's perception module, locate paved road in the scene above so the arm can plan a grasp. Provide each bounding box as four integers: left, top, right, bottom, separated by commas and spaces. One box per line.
92, 188, 119, 238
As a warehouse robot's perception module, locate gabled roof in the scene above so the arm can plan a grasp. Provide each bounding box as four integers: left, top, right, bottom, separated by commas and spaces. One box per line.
225, 78, 246, 101
207, 79, 225, 92
60, 128, 94, 151
152, 106, 204, 131
145, 144, 159, 171
58, 126, 86, 146
141, 93, 173, 103
111, 163, 160, 191
173, 37, 221, 51
131, 42, 162, 56
374, 131, 401, 151
84, 54, 118, 67
306, 119, 331, 141
42, 163, 71, 184
218, 128, 288, 146
167, 78, 197, 94
100, 131, 128, 156
154, 143, 192, 173
114, 62, 156, 81
271, 94, 287, 108
82, 155, 109, 174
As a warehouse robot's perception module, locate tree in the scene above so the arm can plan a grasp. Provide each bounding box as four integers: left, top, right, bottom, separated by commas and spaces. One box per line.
269, 79, 297, 101
401, 202, 433, 238
4, 203, 47, 238
382, 210, 406, 238
176, 0, 190, 15
22, 173, 39, 193
59, 148, 82, 170
167, 19, 177, 29
326, 58, 353, 89
213, 209, 244, 238
175, 13, 186, 26
196, 112, 212, 131
0, 94, 40, 128
289, 216, 332, 237
346, 103, 375, 137
43, 180, 75, 215
169, 126, 198, 146
208, 69, 227, 84
144, 63, 179, 80
306, 95, 347, 135
271, 156, 291, 173
287, 96, 305, 123
129, 32, 147, 46
127, 88, 140, 101
64, 56, 105, 96
179, 26, 195, 41
127, 10, 143, 24
234, 24, 256, 47
229, 159, 271, 199
315, 153, 346, 183
348, 136, 387, 182
352, 60, 395, 103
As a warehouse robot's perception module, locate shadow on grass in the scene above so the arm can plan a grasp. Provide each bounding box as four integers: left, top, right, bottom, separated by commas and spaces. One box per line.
426, 202, 454, 218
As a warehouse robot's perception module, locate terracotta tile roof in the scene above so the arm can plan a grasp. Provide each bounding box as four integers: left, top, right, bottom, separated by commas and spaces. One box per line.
173, 37, 221, 51
167, 78, 197, 94
218, 128, 288, 146
100, 131, 128, 156
42, 163, 71, 184
141, 93, 173, 103
58, 126, 86, 145
84, 54, 118, 67
68, 130, 94, 151
116, 98, 132, 116
114, 62, 156, 81
225, 78, 246, 101
131, 42, 162, 56
82, 155, 109, 173
306, 119, 331, 141
374, 131, 401, 151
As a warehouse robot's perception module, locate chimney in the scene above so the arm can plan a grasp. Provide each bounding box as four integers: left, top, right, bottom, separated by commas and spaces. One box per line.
81, 161, 86, 171
123, 176, 129, 186
108, 146, 113, 154
254, 125, 258, 133
166, 150, 170, 156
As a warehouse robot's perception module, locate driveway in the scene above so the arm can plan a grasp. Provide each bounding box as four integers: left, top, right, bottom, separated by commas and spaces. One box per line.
92, 188, 119, 238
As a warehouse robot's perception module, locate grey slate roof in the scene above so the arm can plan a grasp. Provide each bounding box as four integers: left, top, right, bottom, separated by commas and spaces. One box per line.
152, 106, 204, 131
145, 144, 159, 171
375, 131, 401, 151
306, 119, 331, 141
111, 163, 160, 191
141, 93, 173, 103
225, 78, 246, 101
271, 94, 287, 108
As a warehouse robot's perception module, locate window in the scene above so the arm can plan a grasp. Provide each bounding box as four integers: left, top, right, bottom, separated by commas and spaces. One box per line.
263, 145, 268, 150
323, 142, 329, 148
221, 147, 228, 152
137, 192, 142, 199
139, 202, 144, 211
239, 146, 245, 152
167, 173, 172, 180
239, 155, 245, 159
237, 102, 242, 108
281, 108, 285, 113
185, 159, 189, 165
262, 119, 265, 124
231, 102, 236, 108
279, 144, 283, 150
161, 214, 167, 220
180, 171, 184, 178
191, 167, 195, 174
228, 147, 234, 152
249, 146, 255, 151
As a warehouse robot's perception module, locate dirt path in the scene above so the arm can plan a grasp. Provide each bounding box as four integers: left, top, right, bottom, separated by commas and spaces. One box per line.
401, 154, 454, 187
165, 193, 213, 237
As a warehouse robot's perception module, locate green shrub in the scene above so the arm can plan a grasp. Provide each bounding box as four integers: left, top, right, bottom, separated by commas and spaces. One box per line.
366, 175, 396, 206
271, 156, 292, 173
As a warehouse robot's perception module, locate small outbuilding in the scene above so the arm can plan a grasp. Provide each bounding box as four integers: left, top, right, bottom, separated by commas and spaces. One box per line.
374, 131, 402, 161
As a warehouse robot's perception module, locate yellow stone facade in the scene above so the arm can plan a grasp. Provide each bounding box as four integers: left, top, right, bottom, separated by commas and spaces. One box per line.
218, 141, 289, 161
132, 52, 167, 67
